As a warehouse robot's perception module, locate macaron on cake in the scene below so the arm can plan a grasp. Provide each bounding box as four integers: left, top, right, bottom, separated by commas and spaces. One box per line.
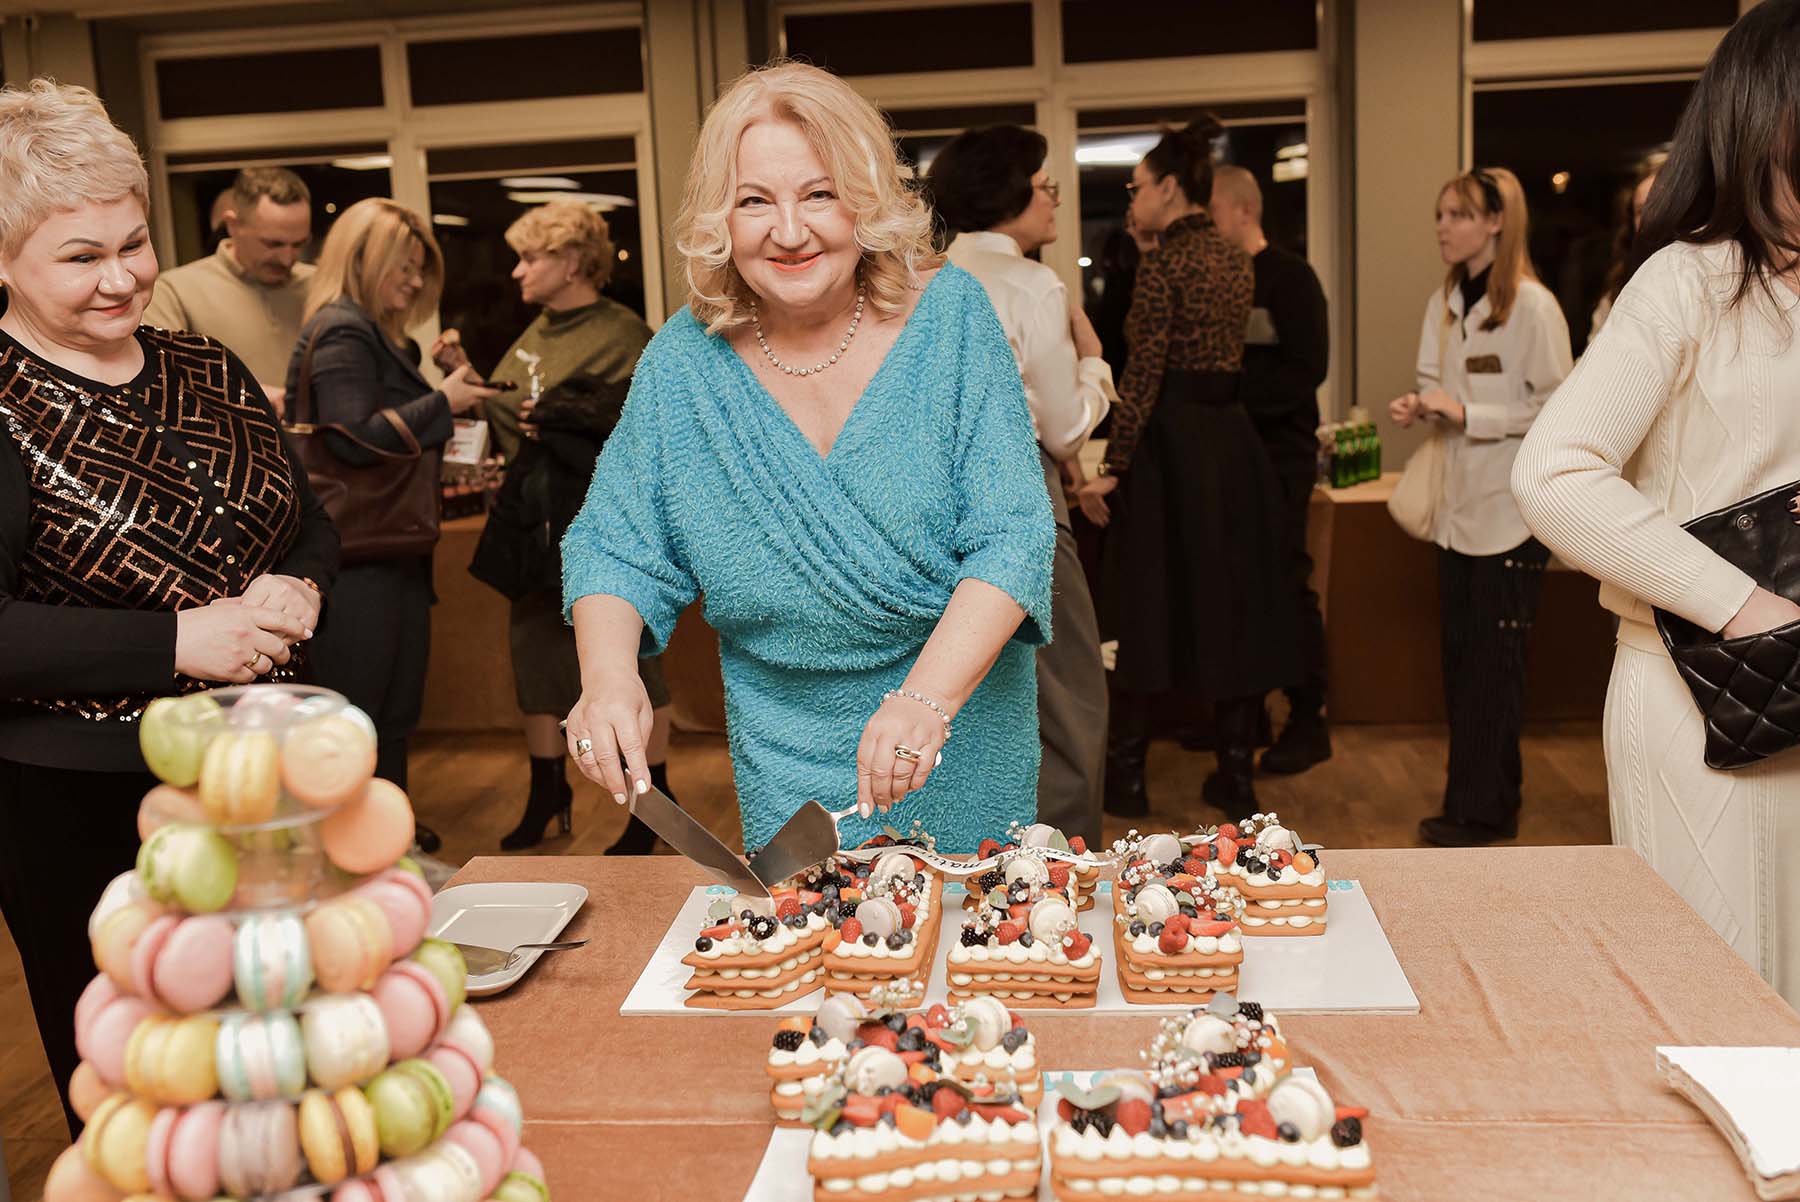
48, 685, 548, 1202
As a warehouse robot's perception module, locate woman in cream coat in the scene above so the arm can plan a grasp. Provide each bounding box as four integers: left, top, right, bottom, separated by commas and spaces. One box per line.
1513, 0, 1800, 1006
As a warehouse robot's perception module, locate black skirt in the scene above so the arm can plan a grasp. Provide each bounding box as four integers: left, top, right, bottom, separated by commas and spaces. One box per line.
1102, 370, 1299, 699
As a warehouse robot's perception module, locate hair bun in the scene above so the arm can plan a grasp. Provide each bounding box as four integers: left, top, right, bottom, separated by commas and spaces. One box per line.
1183, 113, 1225, 145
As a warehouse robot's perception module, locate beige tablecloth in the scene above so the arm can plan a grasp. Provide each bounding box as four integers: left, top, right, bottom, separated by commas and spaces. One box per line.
449, 847, 1800, 1202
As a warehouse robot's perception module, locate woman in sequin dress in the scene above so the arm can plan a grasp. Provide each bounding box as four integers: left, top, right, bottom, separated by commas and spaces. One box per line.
0, 81, 337, 1133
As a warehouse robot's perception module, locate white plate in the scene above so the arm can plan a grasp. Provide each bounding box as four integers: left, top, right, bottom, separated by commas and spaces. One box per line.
428, 882, 589, 997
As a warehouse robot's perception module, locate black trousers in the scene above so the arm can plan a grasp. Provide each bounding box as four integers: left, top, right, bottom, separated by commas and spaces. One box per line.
308, 557, 434, 789
1438, 538, 1550, 830
0, 759, 152, 1138
1273, 461, 1328, 717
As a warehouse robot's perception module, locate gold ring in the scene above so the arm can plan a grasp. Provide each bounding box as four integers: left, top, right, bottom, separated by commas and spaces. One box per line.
245, 655, 262, 672
574, 737, 594, 757
894, 745, 922, 763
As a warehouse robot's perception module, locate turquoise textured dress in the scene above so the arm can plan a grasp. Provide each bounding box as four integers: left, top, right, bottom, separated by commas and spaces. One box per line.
561, 266, 1055, 854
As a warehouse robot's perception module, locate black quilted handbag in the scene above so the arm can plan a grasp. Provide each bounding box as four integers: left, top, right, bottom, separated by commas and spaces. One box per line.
1653, 478, 1800, 769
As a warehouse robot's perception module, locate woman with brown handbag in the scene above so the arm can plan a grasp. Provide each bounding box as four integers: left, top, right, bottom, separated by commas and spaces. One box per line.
285, 199, 497, 849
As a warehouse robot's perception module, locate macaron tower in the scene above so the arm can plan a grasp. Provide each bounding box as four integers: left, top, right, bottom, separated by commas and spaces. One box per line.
1110, 830, 1247, 1003
1046, 995, 1376, 1200
44, 684, 553, 1202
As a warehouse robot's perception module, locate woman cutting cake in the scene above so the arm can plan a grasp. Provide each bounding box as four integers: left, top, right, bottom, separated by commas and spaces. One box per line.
560, 61, 1055, 854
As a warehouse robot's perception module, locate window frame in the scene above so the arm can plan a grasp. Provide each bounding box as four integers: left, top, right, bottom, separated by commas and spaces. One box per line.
138, 2, 664, 328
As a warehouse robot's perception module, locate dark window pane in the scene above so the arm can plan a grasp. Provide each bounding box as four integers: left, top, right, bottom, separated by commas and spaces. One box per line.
1473, 79, 1694, 353
156, 47, 383, 119
1473, 0, 1737, 40
407, 28, 642, 106
785, 4, 1033, 74
1062, 0, 1316, 61
427, 139, 638, 177
1079, 100, 1307, 129
885, 103, 1038, 133
165, 155, 392, 267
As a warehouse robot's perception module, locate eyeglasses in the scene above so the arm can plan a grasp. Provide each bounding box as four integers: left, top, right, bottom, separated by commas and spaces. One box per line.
1035, 180, 1061, 202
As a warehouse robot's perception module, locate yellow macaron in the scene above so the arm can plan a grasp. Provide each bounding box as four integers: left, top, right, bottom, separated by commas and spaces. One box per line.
82, 1092, 157, 1193
298, 1085, 381, 1184
199, 730, 281, 825
124, 1013, 219, 1105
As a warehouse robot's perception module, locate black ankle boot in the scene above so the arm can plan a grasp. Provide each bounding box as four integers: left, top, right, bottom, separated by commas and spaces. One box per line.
1201, 747, 1257, 817
500, 756, 574, 851
606, 762, 675, 855
1103, 734, 1150, 818
1261, 712, 1332, 776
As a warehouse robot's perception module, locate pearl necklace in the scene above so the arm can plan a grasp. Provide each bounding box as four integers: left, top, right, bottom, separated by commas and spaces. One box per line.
752, 286, 865, 377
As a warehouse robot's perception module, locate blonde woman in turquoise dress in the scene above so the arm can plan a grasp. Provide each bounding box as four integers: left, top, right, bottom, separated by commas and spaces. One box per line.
560, 62, 1055, 854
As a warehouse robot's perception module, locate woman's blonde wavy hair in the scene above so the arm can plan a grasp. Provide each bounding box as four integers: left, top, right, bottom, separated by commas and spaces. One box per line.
506, 200, 616, 290
675, 60, 939, 334
304, 198, 443, 339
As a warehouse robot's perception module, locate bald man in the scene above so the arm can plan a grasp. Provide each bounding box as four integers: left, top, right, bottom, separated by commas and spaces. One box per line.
1211, 164, 1332, 774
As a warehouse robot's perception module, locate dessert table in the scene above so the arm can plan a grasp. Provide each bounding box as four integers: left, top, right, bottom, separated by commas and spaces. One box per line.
449, 846, 1800, 1202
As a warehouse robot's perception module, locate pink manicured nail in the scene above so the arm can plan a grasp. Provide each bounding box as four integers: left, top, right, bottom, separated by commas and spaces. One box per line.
613, 792, 627, 805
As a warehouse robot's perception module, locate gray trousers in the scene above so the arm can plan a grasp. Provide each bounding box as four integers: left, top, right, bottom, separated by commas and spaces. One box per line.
1035, 452, 1107, 847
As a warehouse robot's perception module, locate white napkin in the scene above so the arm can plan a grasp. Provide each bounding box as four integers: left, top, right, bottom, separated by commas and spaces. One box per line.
1657, 1046, 1800, 1200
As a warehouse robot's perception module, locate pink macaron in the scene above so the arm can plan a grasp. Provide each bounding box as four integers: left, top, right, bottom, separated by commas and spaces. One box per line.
425, 1006, 494, 1121
469, 1075, 524, 1166
40, 1143, 123, 1202
218, 1099, 302, 1198
353, 868, 432, 957
444, 1118, 508, 1197
129, 914, 234, 1013
74, 974, 158, 1089
145, 1101, 225, 1201
331, 1163, 406, 1202
512, 1146, 546, 1182
373, 960, 452, 1060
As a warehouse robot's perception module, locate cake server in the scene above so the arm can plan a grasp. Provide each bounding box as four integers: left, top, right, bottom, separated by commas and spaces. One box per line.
630, 781, 771, 897
744, 800, 860, 887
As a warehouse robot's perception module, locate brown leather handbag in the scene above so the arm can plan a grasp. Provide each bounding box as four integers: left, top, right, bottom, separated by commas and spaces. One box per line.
284, 329, 441, 565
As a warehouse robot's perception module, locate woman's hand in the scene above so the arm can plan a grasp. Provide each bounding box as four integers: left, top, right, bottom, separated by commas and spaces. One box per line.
430, 329, 470, 376
1415, 387, 1465, 427
566, 673, 655, 804
1077, 474, 1118, 527
1389, 392, 1422, 428
237, 574, 320, 638
174, 599, 309, 683
441, 364, 500, 417
855, 694, 948, 819
1722, 586, 1800, 640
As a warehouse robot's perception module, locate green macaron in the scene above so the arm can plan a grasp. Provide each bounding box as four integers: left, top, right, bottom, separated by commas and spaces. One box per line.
137, 823, 239, 913
364, 1058, 455, 1158
139, 694, 225, 787
493, 1171, 552, 1202
410, 938, 468, 1012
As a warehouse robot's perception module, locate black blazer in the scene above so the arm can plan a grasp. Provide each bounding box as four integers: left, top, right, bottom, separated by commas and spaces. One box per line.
285, 297, 454, 468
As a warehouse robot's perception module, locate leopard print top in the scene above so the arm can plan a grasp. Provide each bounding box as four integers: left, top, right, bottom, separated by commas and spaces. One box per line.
1104, 212, 1254, 472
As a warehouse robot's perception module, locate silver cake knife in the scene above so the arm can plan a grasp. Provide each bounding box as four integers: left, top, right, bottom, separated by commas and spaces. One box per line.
630, 782, 771, 897
745, 800, 860, 887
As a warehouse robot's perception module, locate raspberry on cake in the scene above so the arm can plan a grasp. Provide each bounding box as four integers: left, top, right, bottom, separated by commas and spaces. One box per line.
815, 844, 945, 1007
1048, 995, 1376, 1200
1110, 830, 1246, 1003
950, 848, 1100, 1008
1204, 813, 1330, 937
681, 885, 831, 1010
803, 1044, 1041, 1202
768, 995, 1043, 1126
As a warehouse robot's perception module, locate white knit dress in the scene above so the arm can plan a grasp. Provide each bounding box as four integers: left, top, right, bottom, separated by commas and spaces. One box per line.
1514, 239, 1800, 1008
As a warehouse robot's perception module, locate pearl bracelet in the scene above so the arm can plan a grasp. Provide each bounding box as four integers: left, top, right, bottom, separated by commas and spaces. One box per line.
884, 688, 953, 743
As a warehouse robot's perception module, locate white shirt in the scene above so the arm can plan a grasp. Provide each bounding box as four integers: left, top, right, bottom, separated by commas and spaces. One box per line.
1415, 275, 1572, 556
946, 231, 1112, 460
1515, 239, 1795, 634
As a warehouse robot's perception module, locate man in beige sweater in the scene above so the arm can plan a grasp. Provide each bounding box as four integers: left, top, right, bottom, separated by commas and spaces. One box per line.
143, 167, 314, 415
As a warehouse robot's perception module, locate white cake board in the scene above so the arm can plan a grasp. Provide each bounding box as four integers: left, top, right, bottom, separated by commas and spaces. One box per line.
740, 1068, 1322, 1202
621, 881, 1416, 1016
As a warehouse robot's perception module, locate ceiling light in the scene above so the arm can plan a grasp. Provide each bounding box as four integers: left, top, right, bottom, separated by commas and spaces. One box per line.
1551, 170, 1571, 194
1272, 158, 1308, 183
432, 214, 470, 227
505, 190, 636, 210
330, 154, 392, 171
499, 176, 581, 190
1276, 142, 1310, 161
1075, 134, 1160, 166
1078, 256, 1093, 267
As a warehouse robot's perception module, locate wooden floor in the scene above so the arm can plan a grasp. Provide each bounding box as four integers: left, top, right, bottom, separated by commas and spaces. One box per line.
2, 720, 1610, 1198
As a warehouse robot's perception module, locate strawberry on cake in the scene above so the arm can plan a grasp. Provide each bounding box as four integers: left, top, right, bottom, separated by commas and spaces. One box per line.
680, 886, 831, 1010
1204, 813, 1329, 937
803, 1044, 1040, 1202
982, 822, 1101, 909
768, 994, 1043, 1125
1110, 831, 1245, 1003
807, 843, 945, 1007
1048, 995, 1376, 1200
950, 849, 1100, 1008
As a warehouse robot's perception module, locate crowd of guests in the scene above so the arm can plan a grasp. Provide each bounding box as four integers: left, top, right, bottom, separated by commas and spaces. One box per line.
7, 0, 1800, 1136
